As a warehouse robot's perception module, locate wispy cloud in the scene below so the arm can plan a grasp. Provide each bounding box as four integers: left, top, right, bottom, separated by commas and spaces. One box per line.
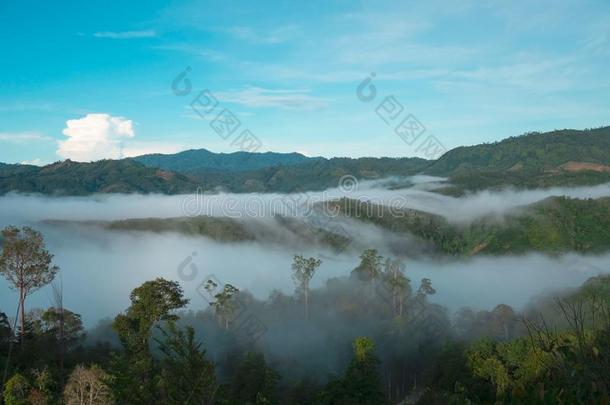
0, 132, 52, 144
20, 158, 45, 166
94, 30, 156, 39
227, 24, 300, 44
215, 87, 327, 110
122, 141, 186, 157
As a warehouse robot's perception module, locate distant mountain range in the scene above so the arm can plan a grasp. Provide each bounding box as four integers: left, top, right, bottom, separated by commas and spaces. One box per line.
132, 149, 322, 173
1, 126, 609, 195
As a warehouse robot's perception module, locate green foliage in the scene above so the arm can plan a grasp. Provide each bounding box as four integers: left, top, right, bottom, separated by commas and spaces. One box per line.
110, 278, 189, 403
228, 352, 279, 405
351, 249, 383, 281
156, 322, 217, 404
319, 337, 387, 405
133, 149, 316, 173
0, 227, 59, 297
0, 159, 198, 195
3, 373, 29, 405
426, 126, 610, 175
291, 255, 322, 319
3, 127, 610, 195
331, 196, 610, 255
97, 215, 351, 252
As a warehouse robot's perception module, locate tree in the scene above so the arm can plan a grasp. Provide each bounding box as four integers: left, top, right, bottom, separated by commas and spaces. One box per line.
156, 322, 217, 404
63, 364, 113, 405
320, 337, 387, 405
382, 258, 411, 316
490, 304, 516, 340
291, 255, 321, 319
0, 226, 59, 346
111, 278, 188, 403
40, 307, 85, 349
206, 282, 240, 330
3, 373, 29, 405
0, 311, 11, 346
230, 352, 278, 405
28, 368, 54, 405
351, 249, 383, 282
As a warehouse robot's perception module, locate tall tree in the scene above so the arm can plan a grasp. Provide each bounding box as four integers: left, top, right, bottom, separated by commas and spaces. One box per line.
382, 258, 411, 316
111, 278, 188, 403
291, 255, 321, 319
0, 226, 59, 346
205, 282, 240, 330
351, 249, 383, 282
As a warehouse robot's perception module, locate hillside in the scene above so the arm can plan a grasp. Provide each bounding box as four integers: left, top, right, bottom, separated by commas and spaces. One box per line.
49, 196, 610, 256
425, 127, 610, 175
0, 159, 198, 195
132, 149, 320, 173
425, 127, 610, 194
327, 196, 610, 255
186, 157, 431, 192
46, 215, 351, 251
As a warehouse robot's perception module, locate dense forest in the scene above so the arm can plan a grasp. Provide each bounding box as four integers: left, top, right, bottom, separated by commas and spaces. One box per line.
0, 226, 608, 404
329, 196, 610, 255
2, 127, 609, 195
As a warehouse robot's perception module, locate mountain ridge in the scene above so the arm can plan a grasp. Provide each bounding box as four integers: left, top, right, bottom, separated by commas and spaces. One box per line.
1, 126, 609, 195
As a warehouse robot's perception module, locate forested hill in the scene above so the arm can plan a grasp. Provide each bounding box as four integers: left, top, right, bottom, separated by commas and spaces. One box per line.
1, 126, 609, 195
132, 149, 322, 173
0, 156, 430, 195
52, 195, 610, 256
424, 126, 610, 176
0, 159, 198, 195
328, 196, 610, 255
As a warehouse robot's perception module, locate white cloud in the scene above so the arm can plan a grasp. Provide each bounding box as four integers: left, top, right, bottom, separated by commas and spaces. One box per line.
93, 30, 156, 39
57, 113, 135, 162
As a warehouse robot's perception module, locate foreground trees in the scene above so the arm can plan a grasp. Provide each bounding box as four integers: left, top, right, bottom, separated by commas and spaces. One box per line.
156, 322, 217, 404
1, 231, 608, 404
110, 278, 190, 403
63, 365, 113, 405
319, 337, 387, 404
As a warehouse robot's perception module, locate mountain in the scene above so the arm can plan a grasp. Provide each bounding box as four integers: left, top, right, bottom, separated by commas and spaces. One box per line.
184, 157, 431, 193
132, 149, 320, 173
1, 126, 610, 196
425, 127, 610, 175
0, 159, 198, 195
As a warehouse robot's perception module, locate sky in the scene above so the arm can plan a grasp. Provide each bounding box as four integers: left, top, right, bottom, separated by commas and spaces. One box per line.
1, 0, 609, 164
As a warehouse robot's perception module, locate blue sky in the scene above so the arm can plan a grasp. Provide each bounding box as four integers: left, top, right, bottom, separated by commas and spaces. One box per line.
1, 0, 609, 164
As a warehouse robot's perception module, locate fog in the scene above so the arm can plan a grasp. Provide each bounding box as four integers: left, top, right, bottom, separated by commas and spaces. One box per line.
2, 178, 610, 224
1, 179, 609, 327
